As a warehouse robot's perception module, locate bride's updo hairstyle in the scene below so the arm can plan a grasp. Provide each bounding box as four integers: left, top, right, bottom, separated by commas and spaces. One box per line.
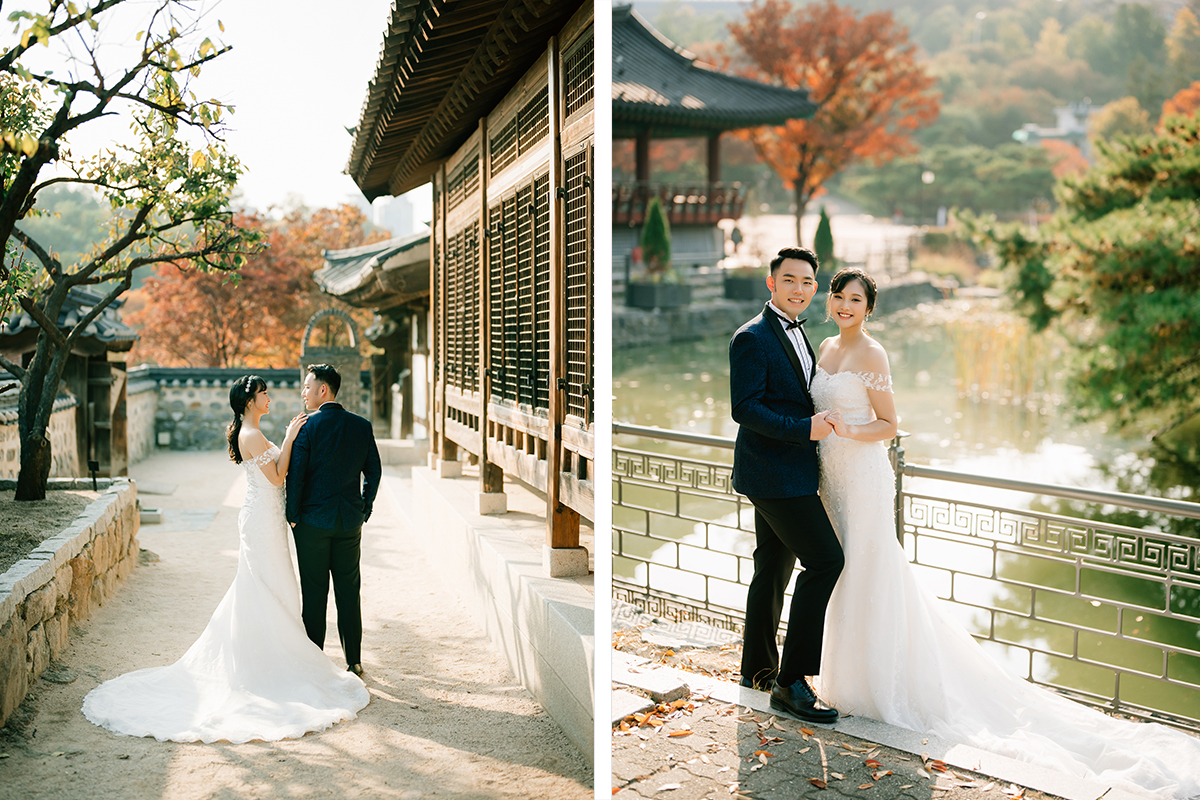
826, 267, 878, 322
226, 375, 267, 464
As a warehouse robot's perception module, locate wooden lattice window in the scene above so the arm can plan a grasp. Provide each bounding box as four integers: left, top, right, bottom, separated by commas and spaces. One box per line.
564, 30, 594, 118
488, 171, 550, 410
491, 88, 549, 176
564, 148, 592, 422
444, 222, 480, 392
446, 150, 479, 211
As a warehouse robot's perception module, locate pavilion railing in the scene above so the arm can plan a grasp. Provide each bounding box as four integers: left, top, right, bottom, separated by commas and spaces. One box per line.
613, 421, 1200, 733
612, 181, 746, 226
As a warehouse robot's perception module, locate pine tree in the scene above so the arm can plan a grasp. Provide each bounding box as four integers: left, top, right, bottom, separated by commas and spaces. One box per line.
814, 205, 835, 271
640, 197, 672, 279
974, 116, 1200, 431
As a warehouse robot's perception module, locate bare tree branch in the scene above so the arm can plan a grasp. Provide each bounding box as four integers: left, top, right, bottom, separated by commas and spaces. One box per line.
62, 267, 131, 350
0, 0, 128, 72
0, 352, 27, 381
11, 227, 63, 278
16, 295, 67, 349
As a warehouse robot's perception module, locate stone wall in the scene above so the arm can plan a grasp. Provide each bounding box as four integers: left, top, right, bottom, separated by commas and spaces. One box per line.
613, 277, 948, 350
126, 378, 158, 465
0, 397, 80, 480
128, 366, 372, 454
0, 479, 139, 726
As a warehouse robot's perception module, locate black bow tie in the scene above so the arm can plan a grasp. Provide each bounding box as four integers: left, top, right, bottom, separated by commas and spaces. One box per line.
778, 314, 806, 331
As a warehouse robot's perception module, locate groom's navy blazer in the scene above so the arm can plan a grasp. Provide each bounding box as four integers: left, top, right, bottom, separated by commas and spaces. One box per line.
730, 304, 820, 499
286, 402, 382, 531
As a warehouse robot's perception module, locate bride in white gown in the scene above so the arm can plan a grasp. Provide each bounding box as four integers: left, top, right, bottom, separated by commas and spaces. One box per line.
83, 375, 369, 743
809, 268, 1200, 799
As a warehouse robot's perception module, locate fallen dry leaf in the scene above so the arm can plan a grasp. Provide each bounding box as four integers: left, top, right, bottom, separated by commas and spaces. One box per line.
800, 728, 815, 736
667, 730, 692, 738
809, 778, 827, 789
864, 759, 882, 768
830, 772, 844, 780
916, 768, 931, 779
872, 770, 893, 781
657, 784, 682, 792
612, 789, 620, 796
1003, 784, 1025, 799
899, 786, 914, 790
858, 784, 874, 790
929, 760, 949, 772
749, 764, 763, 772
797, 747, 811, 754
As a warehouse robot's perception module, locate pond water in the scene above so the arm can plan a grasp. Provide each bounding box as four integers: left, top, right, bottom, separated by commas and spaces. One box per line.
613, 296, 1200, 719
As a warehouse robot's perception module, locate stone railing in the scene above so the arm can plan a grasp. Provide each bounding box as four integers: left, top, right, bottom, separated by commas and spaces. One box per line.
0, 479, 139, 726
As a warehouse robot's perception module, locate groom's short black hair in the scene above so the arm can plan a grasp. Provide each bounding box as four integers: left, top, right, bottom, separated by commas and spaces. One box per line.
769, 246, 819, 276
307, 363, 341, 397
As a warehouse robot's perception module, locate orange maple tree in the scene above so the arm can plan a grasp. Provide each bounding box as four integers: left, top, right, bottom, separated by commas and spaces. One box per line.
127, 204, 388, 368
1161, 80, 1200, 123
1040, 140, 1090, 179
727, 0, 940, 243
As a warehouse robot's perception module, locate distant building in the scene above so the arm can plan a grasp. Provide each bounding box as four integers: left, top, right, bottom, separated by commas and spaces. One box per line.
372, 194, 414, 238
1013, 101, 1099, 159
612, 5, 815, 274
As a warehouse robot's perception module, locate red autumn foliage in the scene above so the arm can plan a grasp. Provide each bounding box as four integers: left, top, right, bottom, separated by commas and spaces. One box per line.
127, 204, 388, 368
1040, 139, 1090, 179
726, 0, 940, 242
1161, 80, 1200, 123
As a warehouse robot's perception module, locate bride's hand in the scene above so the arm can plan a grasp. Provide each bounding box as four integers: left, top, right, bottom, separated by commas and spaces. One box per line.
284, 413, 308, 441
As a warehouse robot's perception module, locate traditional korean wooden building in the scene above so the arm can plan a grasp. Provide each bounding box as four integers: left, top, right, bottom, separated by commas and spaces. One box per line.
0, 287, 136, 477
343, 0, 594, 575
612, 5, 816, 269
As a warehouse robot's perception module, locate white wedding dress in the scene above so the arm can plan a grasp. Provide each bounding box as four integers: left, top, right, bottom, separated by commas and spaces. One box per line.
810, 367, 1200, 799
83, 445, 370, 743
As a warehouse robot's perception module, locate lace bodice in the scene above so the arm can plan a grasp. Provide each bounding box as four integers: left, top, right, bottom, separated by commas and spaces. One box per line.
810, 367, 892, 425
243, 444, 283, 507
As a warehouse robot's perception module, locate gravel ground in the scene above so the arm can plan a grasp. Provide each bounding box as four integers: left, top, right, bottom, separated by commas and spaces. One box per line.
0, 450, 591, 800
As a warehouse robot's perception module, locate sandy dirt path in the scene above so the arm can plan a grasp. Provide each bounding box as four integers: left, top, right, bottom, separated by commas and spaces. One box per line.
0, 450, 592, 799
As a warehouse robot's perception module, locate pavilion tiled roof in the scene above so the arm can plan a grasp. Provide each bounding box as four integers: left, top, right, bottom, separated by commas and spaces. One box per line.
612, 5, 816, 138
0, 287, 137, 353
316, 232, 431, 310
346, 0, 588, 201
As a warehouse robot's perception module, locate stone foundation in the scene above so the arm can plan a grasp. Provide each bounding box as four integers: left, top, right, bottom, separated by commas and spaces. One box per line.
0, 480, 139, 726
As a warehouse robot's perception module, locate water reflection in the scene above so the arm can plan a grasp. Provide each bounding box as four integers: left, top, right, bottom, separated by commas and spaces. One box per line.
614, 297, 1200, 719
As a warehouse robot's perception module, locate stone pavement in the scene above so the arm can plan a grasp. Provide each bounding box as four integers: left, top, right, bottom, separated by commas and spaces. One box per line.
610, 603, 1145, 800
0, 450, 591, 800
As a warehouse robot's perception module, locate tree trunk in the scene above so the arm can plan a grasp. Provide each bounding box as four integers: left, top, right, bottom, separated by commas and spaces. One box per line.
15, 431, 51, 501
793, 183, 809, 247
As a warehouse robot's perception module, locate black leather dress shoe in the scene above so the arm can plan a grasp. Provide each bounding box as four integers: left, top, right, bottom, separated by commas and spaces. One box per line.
769, 678, 838, 723
347, 663, 365, 677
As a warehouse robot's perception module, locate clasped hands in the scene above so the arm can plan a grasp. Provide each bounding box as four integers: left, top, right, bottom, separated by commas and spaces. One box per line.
810, 409, 849, 441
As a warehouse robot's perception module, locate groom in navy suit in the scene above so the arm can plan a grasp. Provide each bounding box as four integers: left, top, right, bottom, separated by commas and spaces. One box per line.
729, 246, 843, 723
286, 363, 382, 677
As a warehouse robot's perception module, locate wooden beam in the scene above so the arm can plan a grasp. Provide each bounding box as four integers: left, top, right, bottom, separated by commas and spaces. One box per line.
478, 116, 503, 495
707, 133, 721, 184
636, 132, 650, 182
545, 35, 580, 550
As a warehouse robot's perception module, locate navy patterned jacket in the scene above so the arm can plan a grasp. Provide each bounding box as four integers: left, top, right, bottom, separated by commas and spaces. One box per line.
729, 304, 821, 499
285, 402, 382, 531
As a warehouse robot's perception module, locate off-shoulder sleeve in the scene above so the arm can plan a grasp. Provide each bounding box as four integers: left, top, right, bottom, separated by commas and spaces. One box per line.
248, 445, 279, 467
854, 371, 893, 393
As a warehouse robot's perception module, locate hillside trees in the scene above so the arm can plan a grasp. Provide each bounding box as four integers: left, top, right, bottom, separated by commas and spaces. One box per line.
727, 0, 940, 243
971, 115, 1200, 431
0, 1, 261, 499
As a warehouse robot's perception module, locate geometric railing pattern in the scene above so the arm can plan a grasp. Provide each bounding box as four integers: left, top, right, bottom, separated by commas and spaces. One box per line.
613, 427, 1200, 733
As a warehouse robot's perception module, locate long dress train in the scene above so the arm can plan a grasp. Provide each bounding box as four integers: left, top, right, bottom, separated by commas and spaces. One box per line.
810, 367, 1200, 799
83, 445, 370, 743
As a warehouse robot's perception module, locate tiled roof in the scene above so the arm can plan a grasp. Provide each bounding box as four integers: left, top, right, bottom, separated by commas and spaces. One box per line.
612, 5, 816, 136
315, 232, 431, 310
346, 0, 589, 200
0, 287, 137, 350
